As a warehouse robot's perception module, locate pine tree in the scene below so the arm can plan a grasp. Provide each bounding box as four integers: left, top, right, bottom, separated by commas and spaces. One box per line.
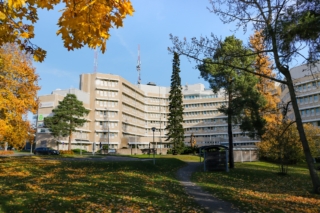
44, 94, 90, 151
198, 36, 266, 168
166, 52, 185, 154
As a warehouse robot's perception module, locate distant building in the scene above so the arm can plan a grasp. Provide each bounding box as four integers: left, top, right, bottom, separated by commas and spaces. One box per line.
35, 73, 258, 153
280, 62, 320, 126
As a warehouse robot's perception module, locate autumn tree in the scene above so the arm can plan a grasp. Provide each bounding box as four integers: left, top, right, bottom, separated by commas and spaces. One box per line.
166, 52, 185, 154
0, 0, 134, 62
198, 36, 266, 168
0, 43, 40, 149
170, 0, 320, 193
258, 120, 320, 174
44, 94, 89, 151
250, 31, 280, 124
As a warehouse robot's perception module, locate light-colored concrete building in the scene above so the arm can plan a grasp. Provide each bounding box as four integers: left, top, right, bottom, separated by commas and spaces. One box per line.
35, 73, 258, 153
280, 62, 320, 125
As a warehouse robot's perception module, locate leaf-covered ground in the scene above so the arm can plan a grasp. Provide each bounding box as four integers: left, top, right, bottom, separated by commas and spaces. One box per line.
192, 161, 320, 213
0, 157, 204, 213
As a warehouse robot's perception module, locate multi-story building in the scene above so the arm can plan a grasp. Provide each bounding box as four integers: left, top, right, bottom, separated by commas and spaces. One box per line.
35, 73, 258, 153
281, 62, 320, 126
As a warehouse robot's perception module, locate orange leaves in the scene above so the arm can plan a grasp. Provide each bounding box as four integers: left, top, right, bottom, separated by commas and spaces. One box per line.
0, 158, 204, 212
56, 0, 134, 53
0, 0, 134, 62
0, 44, 40, 147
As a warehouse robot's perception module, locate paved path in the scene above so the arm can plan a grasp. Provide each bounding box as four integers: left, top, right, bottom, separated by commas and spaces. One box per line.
176, 162, 242, 213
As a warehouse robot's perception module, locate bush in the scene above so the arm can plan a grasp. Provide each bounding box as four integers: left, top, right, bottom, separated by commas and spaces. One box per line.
0, 151, 14, 155
60, 150, 74, 155
167, 149, 173, 154
72, 149, 87, 154
181, 147, 194, 155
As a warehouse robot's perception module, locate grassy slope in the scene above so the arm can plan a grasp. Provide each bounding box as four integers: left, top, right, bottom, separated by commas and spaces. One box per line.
192, 161, 320, 213
0, 156, 204, 213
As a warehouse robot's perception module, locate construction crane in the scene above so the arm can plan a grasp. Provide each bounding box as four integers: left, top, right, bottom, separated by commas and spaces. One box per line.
136, 45, 141, 84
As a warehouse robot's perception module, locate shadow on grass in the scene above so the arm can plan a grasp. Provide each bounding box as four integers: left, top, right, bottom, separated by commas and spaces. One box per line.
0, 157, 204, 213
191, 161, 320, 213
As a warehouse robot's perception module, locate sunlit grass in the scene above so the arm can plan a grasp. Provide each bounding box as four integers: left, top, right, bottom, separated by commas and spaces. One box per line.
192, 161, 320, 213
0, 157, 204, 213
125, 154, 202, 162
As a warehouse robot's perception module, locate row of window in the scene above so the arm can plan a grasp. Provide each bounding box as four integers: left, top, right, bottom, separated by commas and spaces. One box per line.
184, 110, 220, 116
298, 94, 319, 104
184, 94, 218, 99
300, 107, 320, 117
96, 90, 119, 97
96, 122, 118, 128
184, 118, 227, 124
185, 125, 239, 132
96, 100, 118, 108
184, 102, 227, 108
97, 132, 118, 138
96, 110, 118, 118
295, 81, 320, 92
96, 79, 119, 87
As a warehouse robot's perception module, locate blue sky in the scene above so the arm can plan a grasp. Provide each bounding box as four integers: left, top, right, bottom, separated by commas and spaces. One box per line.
33, 0, 250, 96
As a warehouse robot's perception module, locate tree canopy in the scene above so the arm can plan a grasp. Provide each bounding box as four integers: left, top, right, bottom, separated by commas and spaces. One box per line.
198, 36, 266, 168
0, 43, 39, 149
0, 0, 134, 62
44, 94, 89, 151
170, 0, 320, 194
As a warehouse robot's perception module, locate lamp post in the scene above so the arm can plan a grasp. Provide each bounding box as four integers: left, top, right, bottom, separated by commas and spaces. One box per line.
80, 130, 82, 156
151, 127, 156, 165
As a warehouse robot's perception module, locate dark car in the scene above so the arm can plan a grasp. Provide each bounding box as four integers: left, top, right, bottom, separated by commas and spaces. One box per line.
33, 147, 60, 155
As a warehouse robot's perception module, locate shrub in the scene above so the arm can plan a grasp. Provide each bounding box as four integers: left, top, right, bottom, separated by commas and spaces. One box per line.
0, 151, 14, 155
60, 150, 74, 155
72, 149, 87, 154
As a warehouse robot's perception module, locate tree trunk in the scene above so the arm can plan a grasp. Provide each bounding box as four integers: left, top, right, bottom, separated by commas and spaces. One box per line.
285, 71, 320, 193
228, 94, 234, 168
68, 131, 72, 151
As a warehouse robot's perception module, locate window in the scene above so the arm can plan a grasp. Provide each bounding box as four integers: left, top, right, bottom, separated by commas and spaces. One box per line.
314, 95, 318, 102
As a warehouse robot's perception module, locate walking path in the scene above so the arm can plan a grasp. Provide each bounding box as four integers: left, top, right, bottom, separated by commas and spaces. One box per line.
176, 162, 242, 213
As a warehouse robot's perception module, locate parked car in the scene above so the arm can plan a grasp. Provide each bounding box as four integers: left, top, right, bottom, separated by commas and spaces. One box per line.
33, 147, 60, 155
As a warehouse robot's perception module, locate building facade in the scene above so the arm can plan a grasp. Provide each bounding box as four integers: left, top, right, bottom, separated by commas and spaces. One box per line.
35, 73, 258, 152
281, 62, 320, 126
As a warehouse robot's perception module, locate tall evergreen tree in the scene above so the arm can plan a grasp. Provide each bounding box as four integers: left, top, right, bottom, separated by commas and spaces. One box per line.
166, 52, 185, 154
198, 36, 266, 168
44, 94, 90, 151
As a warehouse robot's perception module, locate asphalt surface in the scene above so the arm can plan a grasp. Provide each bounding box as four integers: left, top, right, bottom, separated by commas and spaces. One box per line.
177, 162, 242, 213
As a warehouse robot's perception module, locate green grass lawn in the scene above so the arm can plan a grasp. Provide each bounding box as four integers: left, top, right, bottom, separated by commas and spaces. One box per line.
192, 161, 320, 213
0, 156, 204, 213
124, 154, 202, 162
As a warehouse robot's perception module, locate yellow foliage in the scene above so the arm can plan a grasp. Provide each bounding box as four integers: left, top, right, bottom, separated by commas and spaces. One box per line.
250, 30, 280, 124
0, 44, 40, 148
0, 0, 134, 62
